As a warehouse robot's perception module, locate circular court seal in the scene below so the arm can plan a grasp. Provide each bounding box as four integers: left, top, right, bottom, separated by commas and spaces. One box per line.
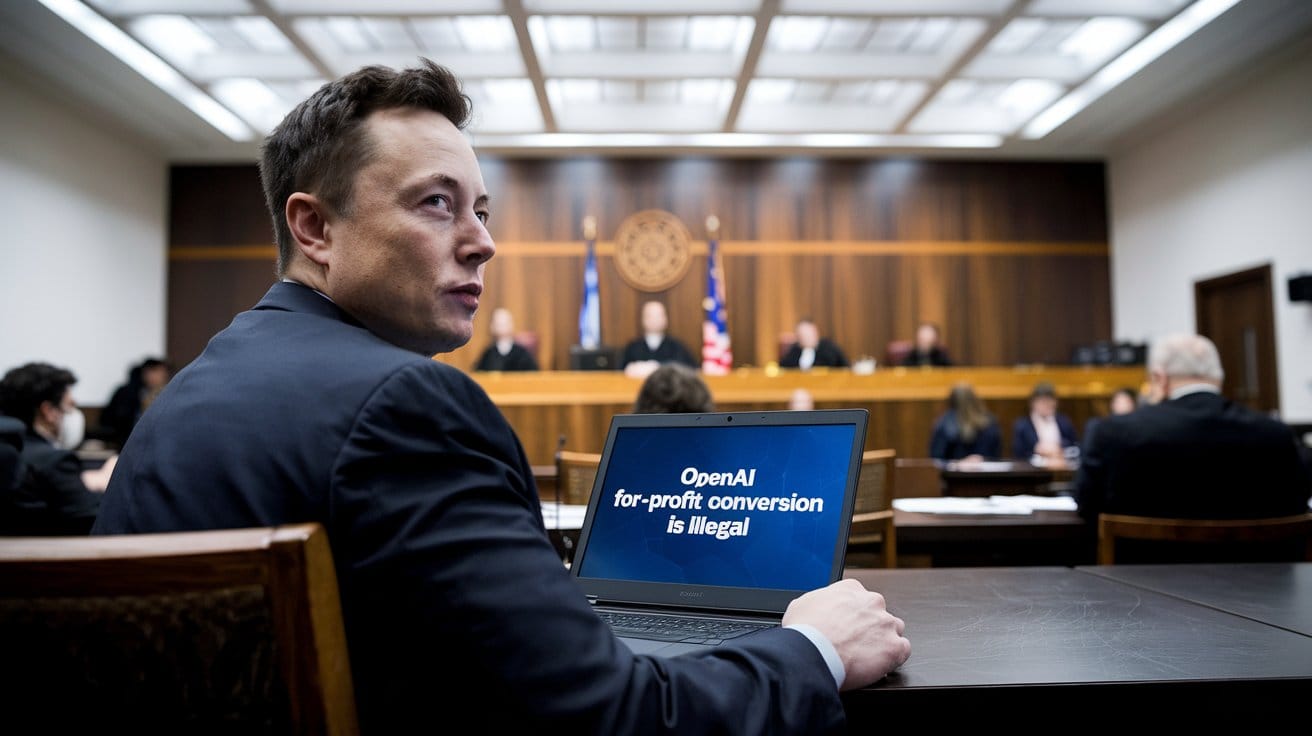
613, 209, 693, 292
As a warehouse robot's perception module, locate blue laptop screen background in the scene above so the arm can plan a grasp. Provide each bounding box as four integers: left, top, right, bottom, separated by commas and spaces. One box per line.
576, 423, 856, 591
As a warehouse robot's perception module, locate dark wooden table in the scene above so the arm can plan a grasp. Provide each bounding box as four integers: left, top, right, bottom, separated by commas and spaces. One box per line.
892, 509, 1092, 567
843, 567, 1312, 720
940, 462, 1076, 497
1079, 563, 1312, 637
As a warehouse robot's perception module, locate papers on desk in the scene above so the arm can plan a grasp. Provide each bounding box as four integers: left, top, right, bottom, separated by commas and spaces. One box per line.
893, 495, 1078, 516
541, 502, 588, 530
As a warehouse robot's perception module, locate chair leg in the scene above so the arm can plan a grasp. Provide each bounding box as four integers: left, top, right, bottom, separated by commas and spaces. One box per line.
882, 519, 897, 569
1097, 520, 1115, 565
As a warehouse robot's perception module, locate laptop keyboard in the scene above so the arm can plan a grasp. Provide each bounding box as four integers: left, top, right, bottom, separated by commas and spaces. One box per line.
597, 611, 773, 645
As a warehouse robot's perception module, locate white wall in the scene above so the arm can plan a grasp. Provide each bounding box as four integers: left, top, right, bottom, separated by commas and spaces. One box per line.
0, 67, 167, 407
1109, 40, 1312, 423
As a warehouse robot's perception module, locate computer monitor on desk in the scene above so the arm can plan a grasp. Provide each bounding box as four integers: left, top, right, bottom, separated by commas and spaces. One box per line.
570, 345, 620, 371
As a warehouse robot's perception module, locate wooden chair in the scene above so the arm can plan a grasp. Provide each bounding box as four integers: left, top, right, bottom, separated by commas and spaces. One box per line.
848, 449, 898, 568
1097, 512, 1312, 565
555, 449, 602, 506
0, 523, 357, 734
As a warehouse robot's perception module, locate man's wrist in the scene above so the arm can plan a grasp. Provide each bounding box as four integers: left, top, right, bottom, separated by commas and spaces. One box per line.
784, 623, 845, 688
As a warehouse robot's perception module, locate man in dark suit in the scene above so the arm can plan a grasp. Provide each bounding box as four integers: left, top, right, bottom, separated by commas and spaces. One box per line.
780, 319, 848, 370
620, 300, 697, 376
1076, 334, 1310, 522
473, 307, 538, 371
0, 363, 103, 535
900, 323, 952, 367
92, 61, 909, 733
1012, 381, 1078, 461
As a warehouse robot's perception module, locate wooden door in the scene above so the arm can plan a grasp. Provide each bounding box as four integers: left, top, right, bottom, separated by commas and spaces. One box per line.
1194, 264, 1280, 413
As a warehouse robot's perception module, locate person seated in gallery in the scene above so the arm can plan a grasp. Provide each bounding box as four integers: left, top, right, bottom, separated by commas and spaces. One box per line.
633, 364, 714, 414
780, 319, 848, 370
1083, 386, 1140, 440
473, 308, 539, 372
620, 300, 697, 377
1076, 333, 1310, 525
0, 362, 114, 535
1012, 381, 1078, 464
929, 384, 1002, 462
900, 323, 953, 367
102, 357, 171, 447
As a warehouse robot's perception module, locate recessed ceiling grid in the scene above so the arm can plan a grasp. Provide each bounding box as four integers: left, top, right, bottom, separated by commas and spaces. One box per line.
78, 0, 1194, 142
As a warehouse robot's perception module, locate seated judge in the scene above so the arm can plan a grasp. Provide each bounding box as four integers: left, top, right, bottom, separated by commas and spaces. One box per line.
633, 364, 714, 414
473, 307, 538, 371
780, 319, 848, 370
1075, 334, 1310, 522
91, 61, 909, 733
929, 384, 1002, 462
900, 323, 952, 367
620, 300, 697, 377
0, 363, 111, 535
1012, 381, 1078, 462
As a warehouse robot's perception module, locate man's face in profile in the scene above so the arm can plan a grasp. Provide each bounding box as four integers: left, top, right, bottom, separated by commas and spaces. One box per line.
323, 108, 495, 355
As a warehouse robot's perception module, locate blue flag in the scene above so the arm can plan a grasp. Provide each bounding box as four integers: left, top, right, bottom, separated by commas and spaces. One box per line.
702, 235, 732, 374
579, 235, 600, 349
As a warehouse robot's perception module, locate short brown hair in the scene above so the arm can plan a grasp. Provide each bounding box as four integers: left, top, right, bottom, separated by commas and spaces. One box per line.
634, 365, 714, 414
0, 363, 76, 430
260, 59, 472, 275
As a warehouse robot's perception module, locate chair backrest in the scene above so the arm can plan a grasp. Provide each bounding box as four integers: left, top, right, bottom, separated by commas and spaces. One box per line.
777, 332, 796, 362
556, 450, 602, 505
1097, 513, 1312, 565
855, 449, 897, 515
0, 523, 357, 734
885, 340, 913, 367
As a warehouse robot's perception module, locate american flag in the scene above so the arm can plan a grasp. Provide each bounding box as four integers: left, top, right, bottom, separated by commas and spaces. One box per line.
578, 221, 600, 349
701, 223, 732, 375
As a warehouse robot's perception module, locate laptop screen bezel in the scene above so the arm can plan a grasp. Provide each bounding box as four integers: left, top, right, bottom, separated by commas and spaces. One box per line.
569, 408, 869, 614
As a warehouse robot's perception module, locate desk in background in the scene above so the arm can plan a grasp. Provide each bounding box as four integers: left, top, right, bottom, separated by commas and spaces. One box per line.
471, 366, 1144, 466
844, 565, 1312, 721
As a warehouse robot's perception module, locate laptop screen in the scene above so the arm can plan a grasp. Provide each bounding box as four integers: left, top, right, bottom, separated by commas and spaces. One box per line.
574, 417, 858, 593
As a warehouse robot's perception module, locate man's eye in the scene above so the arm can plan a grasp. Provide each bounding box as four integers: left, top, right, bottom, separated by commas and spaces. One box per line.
476, 211, 490, 225
425, 195, 451, 211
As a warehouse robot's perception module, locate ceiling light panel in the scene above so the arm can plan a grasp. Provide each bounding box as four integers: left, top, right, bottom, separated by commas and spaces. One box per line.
1026, 0, 1189, 20
210, 77, 289, 134
87, 0, 252, 12
452, 16, 517, 52
781, 0, 1010, 12
596, 17, 638, 50
967, 15, 1146, 81
270, 0, 501, 12
409, 18, 462, 51
758, 17, 984, 78
644, 17, 689, 49
908, 78, 1064, 134
127, 15, 215, 71
525, 0, 759, 12
738, 79, 928, 133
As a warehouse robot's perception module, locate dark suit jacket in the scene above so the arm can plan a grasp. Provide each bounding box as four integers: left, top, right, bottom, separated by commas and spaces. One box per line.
474, 342, 538, 371
1012, 414, 1078, 459
0, 417, 25, 502
780, 339, 849, 369
620, 336, 697, 368
929, 412, 1002, 461
1075, 391, 1311, 522
92, 283, 843, 734
900, 347, 951, 367
0, 428, 100, 536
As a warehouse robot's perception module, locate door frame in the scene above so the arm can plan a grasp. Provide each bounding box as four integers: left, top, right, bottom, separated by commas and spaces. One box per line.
1194, 263, 1280, 412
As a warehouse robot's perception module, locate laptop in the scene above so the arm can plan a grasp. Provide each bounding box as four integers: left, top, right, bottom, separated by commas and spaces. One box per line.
570, 409, 868, 656
569, 345, 621, 371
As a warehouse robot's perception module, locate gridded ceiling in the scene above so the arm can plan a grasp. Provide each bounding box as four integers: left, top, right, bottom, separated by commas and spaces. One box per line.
51, 0, 1223, 150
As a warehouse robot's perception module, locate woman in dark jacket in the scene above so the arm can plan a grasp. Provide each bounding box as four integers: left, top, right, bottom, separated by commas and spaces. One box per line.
929, 383, 1002, 461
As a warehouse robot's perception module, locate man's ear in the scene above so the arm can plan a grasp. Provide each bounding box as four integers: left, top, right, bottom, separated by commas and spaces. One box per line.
286, 193, 332, 267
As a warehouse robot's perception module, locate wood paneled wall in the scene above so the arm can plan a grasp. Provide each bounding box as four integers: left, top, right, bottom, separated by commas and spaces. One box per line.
167, 159, 1109, 370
